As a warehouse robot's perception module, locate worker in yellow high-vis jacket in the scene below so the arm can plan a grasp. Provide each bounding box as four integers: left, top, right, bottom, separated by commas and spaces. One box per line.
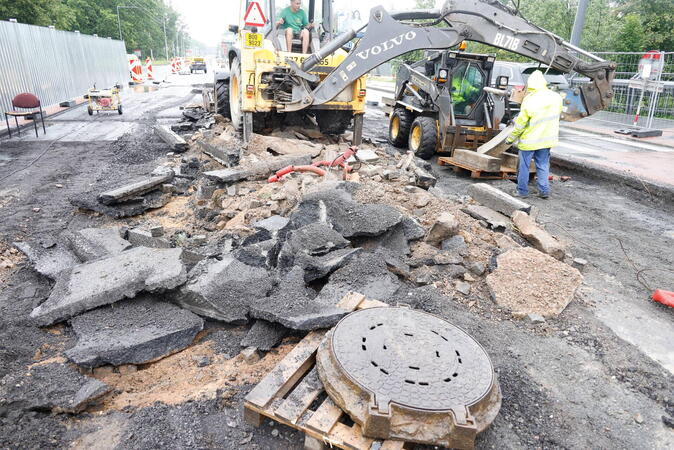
505, 70, 563, 199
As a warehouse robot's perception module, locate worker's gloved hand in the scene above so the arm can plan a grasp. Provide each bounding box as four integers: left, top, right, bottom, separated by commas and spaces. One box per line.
505, 137, 515, 147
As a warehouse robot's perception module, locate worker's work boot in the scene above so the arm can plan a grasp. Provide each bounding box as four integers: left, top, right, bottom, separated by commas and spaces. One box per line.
513, 191, 529, 199
538, 192, 550, 199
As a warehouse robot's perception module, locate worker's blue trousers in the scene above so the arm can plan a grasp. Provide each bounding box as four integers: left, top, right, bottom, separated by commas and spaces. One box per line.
517, 148, 550, 196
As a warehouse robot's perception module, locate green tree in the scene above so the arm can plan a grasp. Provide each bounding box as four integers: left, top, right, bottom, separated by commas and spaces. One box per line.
0, 0, 193, 59
613, 14, 645, 53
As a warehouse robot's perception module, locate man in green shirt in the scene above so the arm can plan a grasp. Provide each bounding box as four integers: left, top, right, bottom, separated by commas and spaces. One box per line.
276, 0, 313, 53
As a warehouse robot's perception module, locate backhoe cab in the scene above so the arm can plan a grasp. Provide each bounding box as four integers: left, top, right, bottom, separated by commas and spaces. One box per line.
213, 0, 367, 142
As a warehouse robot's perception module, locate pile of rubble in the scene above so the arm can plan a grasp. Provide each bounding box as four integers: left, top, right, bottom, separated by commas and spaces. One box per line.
4, 114, 584, 417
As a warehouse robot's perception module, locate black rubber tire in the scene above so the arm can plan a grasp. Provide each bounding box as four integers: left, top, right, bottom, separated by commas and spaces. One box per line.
118, 105, 123, 115
315, 110, 353, 135
409, 116, 438, 160
87, 106, 93, 116
215, 80, 231, 118
388, 107, 413, 147
229, 57, 243, 131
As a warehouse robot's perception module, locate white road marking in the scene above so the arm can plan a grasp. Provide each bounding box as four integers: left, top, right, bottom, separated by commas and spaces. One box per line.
561, 127, 674, 153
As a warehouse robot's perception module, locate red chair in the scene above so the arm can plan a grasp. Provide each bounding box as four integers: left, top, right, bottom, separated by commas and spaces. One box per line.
4, 93, 46, 138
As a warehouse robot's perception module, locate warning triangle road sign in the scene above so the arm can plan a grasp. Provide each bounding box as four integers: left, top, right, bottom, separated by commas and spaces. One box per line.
244, 1, 267, 27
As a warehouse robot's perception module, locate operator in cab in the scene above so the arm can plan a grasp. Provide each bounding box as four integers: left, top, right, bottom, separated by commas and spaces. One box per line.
505, 70, 563, 199
276, 0, 314, 54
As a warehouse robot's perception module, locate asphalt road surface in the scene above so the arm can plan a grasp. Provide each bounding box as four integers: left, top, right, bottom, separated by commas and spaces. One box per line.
0, 72, 672, 449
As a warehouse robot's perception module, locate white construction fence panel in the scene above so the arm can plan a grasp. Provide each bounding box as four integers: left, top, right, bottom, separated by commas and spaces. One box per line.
0, 20, 128, 115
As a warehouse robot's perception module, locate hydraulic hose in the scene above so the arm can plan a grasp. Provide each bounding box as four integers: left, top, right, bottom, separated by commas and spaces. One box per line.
301, 29, 357, 72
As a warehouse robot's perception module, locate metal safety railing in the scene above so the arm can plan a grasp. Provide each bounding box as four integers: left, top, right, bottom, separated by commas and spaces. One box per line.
568, 51, 674, 129
0, 20, 128, 122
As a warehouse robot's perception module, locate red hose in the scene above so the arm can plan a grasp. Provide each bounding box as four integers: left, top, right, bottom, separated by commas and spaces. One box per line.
268, 165, 327, 183
268, 146, 359, 182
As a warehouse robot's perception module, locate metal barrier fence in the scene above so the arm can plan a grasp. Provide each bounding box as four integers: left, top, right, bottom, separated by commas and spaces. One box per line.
569, 51, 674, 129
0, 21, 128, 119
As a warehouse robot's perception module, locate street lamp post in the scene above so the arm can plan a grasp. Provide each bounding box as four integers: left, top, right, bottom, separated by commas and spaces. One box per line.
116, 5, 139, 42
163, 14, 170, 59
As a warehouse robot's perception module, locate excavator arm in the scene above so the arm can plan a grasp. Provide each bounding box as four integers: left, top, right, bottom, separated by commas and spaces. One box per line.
288, 0, 615, 122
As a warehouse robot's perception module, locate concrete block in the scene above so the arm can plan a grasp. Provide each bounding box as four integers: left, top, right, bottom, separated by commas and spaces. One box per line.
476, 124, 514, 156
204, 155, 312, 184
203, 168, 248, 183
462, 205, 510, 231
572, 258, 588, 272
98, 172, 174, 205
468, 183, 531, 216
0, 363, 110, 414
149, 225, 165, 237
347, 148, 379, 163
65, 296, 203, 367
241, 346, 260, 364
127, 228, 172, 248
512, 211, 565, 260
30, 247, 186, 326
453, 149, 502, 172
196, 140, 240, 167
154, 125, 188, 152
425, 212, 459, 245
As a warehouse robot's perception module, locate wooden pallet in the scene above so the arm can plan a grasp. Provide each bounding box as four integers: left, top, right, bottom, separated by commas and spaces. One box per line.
244, 293, 408, 450
438, 156, 520, 180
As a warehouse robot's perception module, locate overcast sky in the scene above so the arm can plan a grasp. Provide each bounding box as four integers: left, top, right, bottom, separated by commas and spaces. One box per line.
171, 0, 438, 46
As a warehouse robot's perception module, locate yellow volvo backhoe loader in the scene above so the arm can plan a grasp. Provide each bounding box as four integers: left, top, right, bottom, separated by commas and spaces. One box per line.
214, 0, 615, 147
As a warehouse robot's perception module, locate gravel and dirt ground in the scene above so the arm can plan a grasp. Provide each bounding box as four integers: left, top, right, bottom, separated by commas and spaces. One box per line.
0, 76, 672, 449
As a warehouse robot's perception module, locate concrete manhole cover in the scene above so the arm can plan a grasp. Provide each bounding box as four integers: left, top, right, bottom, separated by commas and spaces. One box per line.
316, 307, 501, 449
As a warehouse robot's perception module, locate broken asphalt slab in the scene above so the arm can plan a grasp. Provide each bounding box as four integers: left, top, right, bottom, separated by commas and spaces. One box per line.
98, 172, 174, 205
174, 255, 274, 322
277, 222, 350, 271
65, 296, 203, 368
154, 125, 188, 153
0, 363, 110, 415
240, 320, 288, 351
313, 253, 401, 305
249, 266, 347, 331
291, 187, 403, 238
65, 227, 131, 262
196, 140, 240, 167
14, 240, 80, 280
30, 247, 186, 326
70, 189, 172, 218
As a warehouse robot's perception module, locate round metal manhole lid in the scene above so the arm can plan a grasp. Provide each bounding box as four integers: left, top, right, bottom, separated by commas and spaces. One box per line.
330, 307, 494, 411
